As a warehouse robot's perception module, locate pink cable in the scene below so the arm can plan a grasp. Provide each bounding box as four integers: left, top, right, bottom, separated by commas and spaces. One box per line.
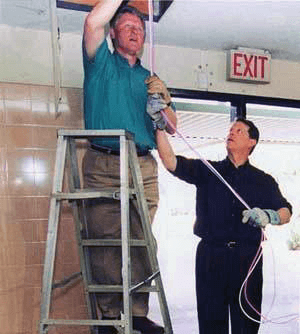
148, 0, 154, 75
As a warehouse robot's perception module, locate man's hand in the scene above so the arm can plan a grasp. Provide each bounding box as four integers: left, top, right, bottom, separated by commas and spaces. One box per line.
147, 94, 167, 130
145, 75, 171, 105
242, 207, 281, 228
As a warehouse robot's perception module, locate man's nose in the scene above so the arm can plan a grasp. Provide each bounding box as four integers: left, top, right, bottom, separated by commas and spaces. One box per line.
228, 130, 233, 137
130, 26, 138, 33
132, 26, 143, 35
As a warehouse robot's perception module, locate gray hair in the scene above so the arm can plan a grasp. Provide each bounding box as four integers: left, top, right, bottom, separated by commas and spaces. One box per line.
110, 5, 146, 32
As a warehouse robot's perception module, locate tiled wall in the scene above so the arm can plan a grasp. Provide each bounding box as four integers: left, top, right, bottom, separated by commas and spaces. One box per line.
0, 82, 90, 334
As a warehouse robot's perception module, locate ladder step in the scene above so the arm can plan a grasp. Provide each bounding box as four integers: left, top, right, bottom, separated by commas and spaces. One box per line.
88, 284, 159, 293
41, 319, 142, 334
82, 239, 147, 247
52, 188, 136, 200
42, 319, 124, 326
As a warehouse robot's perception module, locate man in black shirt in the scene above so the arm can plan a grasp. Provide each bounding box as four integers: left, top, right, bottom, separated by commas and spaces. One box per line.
154, 118, 292, 334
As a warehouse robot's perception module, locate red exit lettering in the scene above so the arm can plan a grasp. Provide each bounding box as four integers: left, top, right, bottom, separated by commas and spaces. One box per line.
229, 50, 271, 83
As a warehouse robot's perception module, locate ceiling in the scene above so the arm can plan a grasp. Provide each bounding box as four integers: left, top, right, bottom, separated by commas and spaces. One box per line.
2, 0, 300, 62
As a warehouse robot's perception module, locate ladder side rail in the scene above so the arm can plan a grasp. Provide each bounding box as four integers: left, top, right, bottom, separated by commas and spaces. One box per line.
128, 139, 173, 334
120, 134, 133, 334
128, 139, 158, 270
128, 140, 157, 266
67, 138, 81, 189
67, 137, 96, 323
40, 134, 68, 332
67, 138, 89, 246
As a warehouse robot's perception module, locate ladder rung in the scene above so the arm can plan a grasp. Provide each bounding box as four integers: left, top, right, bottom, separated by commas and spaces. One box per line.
41, 319, 124, 326
88, 284, 159, 293
130, 270, 160, 293
58, 129, 133, 140
52, 188, 135, 200
82, 239, 147, 247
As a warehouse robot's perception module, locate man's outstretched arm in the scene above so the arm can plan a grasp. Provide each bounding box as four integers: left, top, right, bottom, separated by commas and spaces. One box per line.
83, 0, 123, 59
156, 129, 177, 172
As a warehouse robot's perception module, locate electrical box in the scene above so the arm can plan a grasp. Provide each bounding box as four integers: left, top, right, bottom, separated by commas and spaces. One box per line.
56, 0, 174, 22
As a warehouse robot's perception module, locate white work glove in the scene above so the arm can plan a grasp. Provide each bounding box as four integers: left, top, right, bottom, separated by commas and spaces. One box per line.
145, 75, 172, 105
242, 207, 281, 228
146, 93, 167, 130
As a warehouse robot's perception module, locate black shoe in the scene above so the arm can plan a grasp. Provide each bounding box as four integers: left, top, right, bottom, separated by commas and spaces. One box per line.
95, 316, 119, 334
95, 326, 117, 334
132, 316, 164, 334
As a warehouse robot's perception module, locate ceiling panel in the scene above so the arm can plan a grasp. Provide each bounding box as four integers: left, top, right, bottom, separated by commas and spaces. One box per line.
2, 1, 300, 62
172, 102, 300, 154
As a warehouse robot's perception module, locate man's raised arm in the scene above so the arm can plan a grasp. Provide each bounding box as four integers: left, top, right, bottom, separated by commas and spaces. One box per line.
84, 0, 123, 59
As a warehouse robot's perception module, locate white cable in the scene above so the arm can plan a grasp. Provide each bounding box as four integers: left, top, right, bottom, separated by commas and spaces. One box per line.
238, 233, 265, 324
239, 235, 299, 325
148, 0, 154, 76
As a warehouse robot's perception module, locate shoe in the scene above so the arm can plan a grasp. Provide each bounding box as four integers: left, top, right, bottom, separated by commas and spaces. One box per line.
95, 326, 117, 334
132, 316, 164, 334
95, 316, 119, 334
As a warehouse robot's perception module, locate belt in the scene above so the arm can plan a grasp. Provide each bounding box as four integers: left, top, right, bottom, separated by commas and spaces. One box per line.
226, 241, 238, 248
91, 144, 149, 157
202, 239, 260, 248
202, 239, 240, 248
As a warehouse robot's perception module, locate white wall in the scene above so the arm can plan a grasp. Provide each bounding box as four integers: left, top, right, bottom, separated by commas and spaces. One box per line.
0, 25, 53, 85
2, 24, 300, 101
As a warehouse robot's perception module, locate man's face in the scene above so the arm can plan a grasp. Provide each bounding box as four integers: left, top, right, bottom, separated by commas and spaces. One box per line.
110, 13, 145, 56
226, 121, 256, 154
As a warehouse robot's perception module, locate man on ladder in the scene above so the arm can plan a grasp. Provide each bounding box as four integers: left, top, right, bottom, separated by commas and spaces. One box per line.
82, 1, 176, 333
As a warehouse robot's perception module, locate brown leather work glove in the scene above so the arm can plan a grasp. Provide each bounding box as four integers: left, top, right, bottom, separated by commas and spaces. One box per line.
145, 75, 171, 105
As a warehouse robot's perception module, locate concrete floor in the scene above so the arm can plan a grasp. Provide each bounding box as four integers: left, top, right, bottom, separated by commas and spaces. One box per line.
148, 226, 300, 334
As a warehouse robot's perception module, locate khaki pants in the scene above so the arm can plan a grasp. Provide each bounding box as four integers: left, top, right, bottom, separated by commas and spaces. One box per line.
82, 147, 159, 318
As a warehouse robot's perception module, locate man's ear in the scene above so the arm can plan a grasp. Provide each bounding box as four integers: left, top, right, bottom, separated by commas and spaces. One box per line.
249, 138, 257, 151
109, 27, 115, 39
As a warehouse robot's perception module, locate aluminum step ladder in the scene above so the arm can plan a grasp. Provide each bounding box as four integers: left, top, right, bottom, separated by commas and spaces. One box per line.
39, 129, 173, 334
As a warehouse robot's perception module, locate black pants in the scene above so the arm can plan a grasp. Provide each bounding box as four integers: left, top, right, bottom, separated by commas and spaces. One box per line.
196, 240, 262, 334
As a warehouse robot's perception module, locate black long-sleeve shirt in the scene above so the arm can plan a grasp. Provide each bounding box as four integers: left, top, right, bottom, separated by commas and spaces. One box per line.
172, 156, 292, 242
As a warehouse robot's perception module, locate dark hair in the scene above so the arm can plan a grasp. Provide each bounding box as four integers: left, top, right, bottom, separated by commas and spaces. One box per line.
110, 5, 146, 32
235, 117, 259, 154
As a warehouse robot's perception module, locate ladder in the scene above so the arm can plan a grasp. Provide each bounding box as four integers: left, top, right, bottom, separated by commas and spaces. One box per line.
39, 129, 173, 334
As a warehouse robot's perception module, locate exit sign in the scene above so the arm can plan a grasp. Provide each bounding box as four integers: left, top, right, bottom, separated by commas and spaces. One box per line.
227, 49, 271, 84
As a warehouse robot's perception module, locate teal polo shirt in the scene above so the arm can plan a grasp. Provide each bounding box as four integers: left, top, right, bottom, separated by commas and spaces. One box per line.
83, 39, 156, 151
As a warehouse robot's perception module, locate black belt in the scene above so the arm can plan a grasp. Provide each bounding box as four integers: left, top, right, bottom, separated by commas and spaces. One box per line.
91, 144, 149, 157
202, 239, 259, 249
226, 241, 238, 248
202, 239, 240, 248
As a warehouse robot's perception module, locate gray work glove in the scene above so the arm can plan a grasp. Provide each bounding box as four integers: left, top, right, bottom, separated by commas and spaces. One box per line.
147, 93, 167, 130
145, 75, 172, 105
242, 207, 281, 228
